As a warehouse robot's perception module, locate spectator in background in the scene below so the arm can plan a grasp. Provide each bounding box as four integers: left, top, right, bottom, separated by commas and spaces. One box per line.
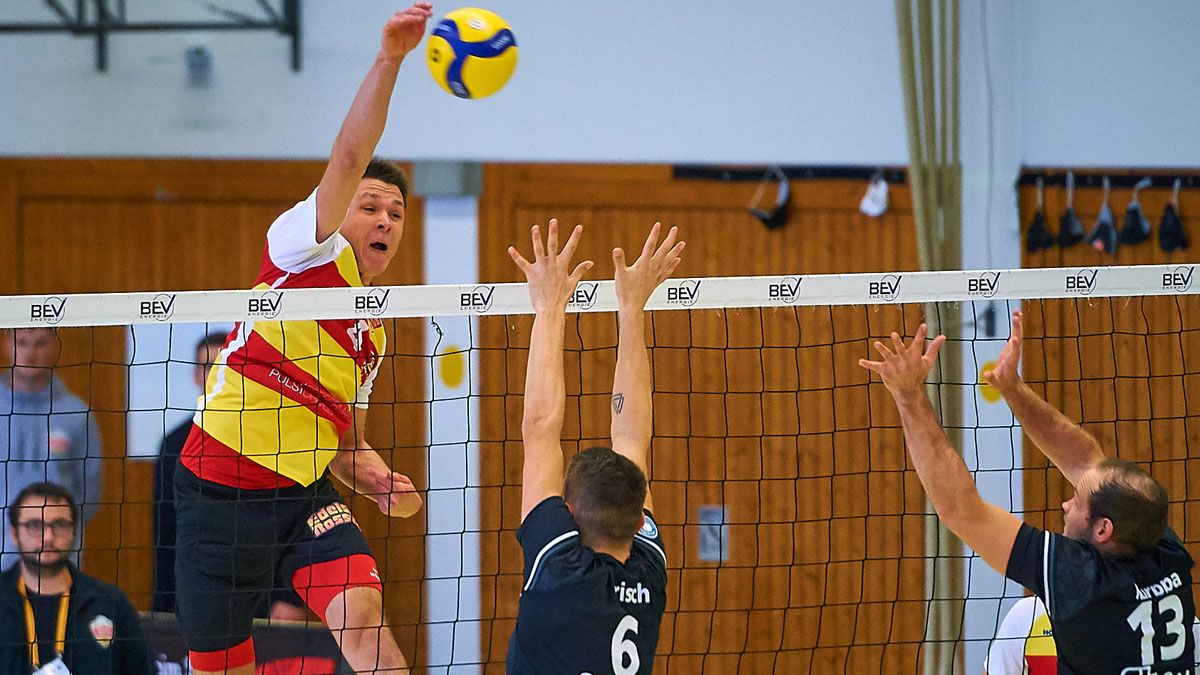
152, 332, 306, 623
0, 328, 103, 570
0, 481, 152, 674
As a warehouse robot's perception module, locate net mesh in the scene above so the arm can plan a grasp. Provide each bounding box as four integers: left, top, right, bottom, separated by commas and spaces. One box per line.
0, 264, 1196, 672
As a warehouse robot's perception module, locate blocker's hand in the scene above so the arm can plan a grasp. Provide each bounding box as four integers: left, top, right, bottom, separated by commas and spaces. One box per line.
982, 310, 1023, 394
509, 218, 593, 314
614, 222, 685, 311
381, 3, 434, 60
858, 324, 946, 400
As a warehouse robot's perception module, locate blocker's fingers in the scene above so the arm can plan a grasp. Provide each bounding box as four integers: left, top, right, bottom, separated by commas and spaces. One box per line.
1011, 310, 1024, 341
654, 226, 679, 260
531, 225, 545, 261
568, 260, 594, 283
890, 332, 905, 352
545, 219, 560, 257
559, 224, 584, 260
508, 246, 531, 270
613, 247, 627, 268
663, 240, 686, 263
858, 358, 882, 372
925, 334, 947, 361
641, 222, 661, 259
912, 324, 928, 352
873, 341, 892, 360
663, 256, 683, 278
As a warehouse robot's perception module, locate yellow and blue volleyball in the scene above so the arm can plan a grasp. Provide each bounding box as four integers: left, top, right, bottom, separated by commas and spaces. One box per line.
426, 8, 518, 100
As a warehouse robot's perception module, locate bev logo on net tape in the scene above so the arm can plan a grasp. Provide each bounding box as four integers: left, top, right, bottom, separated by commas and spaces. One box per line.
767, 276, 803, 304
868, 275, 902, 302
354, 288, 390, 316
967, 272, 1001, 299
30, 297, 67, 325
568, 282, 599, 310
248, 290, 283, 318
665, 280, 701, 307
460, 285, 495, 313
1065, 269, 1098, 296
139, 293, 177, 322
1162, 266, 1194, 293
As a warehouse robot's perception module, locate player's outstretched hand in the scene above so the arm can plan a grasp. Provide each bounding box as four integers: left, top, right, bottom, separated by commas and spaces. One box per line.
982, 310, 1023, 394
366, 466, 422, 518
858, 324, 946, 400
381, 3, 434, 60
509, 219, 594, 314
614, 222, 685, 311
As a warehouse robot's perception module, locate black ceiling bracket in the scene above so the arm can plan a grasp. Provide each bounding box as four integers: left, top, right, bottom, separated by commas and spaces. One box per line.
0, 0, 302, 72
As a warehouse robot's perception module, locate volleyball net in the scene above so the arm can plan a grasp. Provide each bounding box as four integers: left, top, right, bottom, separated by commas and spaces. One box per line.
0, 263, 1196, 672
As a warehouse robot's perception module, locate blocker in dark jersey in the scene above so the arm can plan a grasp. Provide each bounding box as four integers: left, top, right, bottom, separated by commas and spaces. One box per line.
1007, 523, 1196, 675
507, 496, 667, 675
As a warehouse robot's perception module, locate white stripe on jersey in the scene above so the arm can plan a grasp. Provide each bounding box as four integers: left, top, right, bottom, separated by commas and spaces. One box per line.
633, 535, 667, 565
1042, 530, 1053, 617
523, 530, 579, 592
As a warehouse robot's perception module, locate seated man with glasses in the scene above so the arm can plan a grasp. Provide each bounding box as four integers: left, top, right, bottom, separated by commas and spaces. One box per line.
0, 482, 152, 674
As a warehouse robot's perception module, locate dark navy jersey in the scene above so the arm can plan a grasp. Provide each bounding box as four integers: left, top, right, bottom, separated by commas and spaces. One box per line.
507, 496, 667, 675
1006, 523, 1196, 675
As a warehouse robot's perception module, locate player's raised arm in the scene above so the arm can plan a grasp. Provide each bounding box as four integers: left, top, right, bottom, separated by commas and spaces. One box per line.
314, 3, 432, 242
611, 223, 685, 514
983, 310, 1105, 486
510, 220, 594, 520
859, 325, 1023, 574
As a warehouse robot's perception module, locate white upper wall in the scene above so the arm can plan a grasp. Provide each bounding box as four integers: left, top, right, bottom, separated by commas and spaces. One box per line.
0, 1, 908, 164
5, 2, 1195, 166
1019, 0, 1200, 167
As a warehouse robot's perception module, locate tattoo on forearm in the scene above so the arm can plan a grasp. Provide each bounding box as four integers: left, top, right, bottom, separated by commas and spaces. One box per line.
612, 393, 625, 414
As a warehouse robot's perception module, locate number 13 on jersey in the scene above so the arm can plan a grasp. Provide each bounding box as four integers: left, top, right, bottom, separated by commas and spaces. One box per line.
1126, 593, 1188, 665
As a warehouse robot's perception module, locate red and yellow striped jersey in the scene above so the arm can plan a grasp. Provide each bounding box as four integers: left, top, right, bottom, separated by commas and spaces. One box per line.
182, 190, 386, 488
985, 596, 1055, 674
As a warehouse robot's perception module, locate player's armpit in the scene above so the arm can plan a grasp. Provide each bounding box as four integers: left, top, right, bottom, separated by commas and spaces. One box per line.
520, 438, 565, 523
940, 496, 1023, 575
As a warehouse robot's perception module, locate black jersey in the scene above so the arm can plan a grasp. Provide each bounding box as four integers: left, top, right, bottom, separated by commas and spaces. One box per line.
1006, 523, 1196, 675
507, 497, 667, 675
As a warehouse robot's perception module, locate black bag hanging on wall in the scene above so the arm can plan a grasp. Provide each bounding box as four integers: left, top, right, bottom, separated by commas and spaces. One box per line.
1118, 177, 1153, 245
1058, 171, 1084, 247
1086, 176, 1118, 255
1026, 177, 1054, 252
1160, 178, 1188, 252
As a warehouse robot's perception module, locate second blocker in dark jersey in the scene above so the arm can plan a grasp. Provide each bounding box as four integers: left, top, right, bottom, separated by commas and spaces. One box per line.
1007, 523, 1196, 675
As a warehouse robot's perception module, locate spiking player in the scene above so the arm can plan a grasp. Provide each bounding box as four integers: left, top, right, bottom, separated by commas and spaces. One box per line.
506, 220, 683, 674
861, 312, 1195, 674
173, 6, 431, 674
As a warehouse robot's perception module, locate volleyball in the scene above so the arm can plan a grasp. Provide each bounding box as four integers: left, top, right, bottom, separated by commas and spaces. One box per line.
426, 8, 518, 99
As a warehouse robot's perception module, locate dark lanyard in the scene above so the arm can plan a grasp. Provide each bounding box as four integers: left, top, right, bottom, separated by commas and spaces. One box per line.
16, 576, 70, 669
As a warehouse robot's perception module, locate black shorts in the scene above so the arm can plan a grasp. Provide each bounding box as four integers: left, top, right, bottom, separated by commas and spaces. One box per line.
174, 464, 375, 653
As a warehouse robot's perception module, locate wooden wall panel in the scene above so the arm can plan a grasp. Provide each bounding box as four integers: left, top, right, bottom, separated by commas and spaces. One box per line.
478, 164, 925, 673
0, 158, 427, 662
1019, 174, 1200, 611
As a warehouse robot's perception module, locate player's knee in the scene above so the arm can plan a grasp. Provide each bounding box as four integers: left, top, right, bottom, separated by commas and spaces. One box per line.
326, 585, 385, 632
327, 586, 390, 662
